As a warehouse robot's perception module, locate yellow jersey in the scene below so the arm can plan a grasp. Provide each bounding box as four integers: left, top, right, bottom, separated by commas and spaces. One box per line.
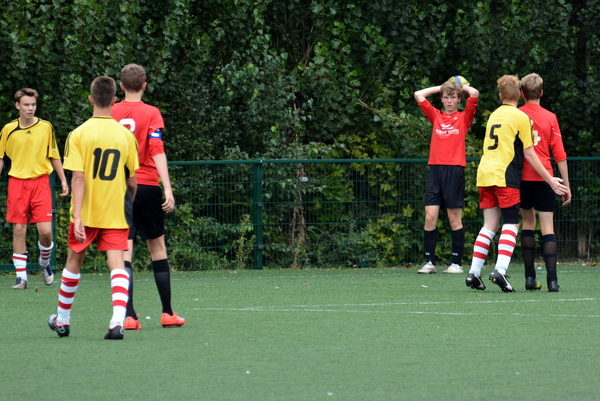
477, 104, 534, 188
63, 117, 139, 229
0, 118, 60, 179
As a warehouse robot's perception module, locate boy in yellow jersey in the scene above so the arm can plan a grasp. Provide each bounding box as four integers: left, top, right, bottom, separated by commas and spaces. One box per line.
465, 75, 567, 292
0, 88, 69, 289
48, 76, 139, 340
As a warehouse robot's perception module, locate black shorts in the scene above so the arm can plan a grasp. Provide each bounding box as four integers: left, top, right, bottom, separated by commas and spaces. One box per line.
520, 180, 556, 212
128, 185, 165, 241
425, 165, 465, 209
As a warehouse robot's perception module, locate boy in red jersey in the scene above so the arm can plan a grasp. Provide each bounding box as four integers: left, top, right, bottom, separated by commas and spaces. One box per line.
414, 79, 479, 274
48, 76, 139, 339
519, 73, 571, 292
0, 88, 69, 289
112, 64, 185, 329
465, 75, 567, 293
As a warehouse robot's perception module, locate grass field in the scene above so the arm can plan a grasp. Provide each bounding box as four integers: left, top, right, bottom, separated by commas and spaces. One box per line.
2, 263, 599, 401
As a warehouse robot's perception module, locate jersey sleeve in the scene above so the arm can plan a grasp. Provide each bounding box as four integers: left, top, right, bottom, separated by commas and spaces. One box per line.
147, 111, 166, 158
126, 133, 140, 177
47, 122, 61, 159
519, 115, 535, 149
417, 99, 438, 125
63, 131, 84, 172
464, 97, 478, 128
549, 116, 567, 162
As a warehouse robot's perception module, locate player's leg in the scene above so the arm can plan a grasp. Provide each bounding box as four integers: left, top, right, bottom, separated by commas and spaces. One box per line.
444, 208, 464, 273
442, 165, 465, 273
420, 167, 442, 273
123, 190, 140, 328
538, 211, 559, 291
12, 223, 28, 288
36, 221, 55, 285
49, 223, 90, 337
520, 208, 540, 290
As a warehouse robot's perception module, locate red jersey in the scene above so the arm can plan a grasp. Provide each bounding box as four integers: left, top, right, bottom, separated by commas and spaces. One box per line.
112, 101, 165, 186
519, 103, 567, 181
418, 97, 478, 167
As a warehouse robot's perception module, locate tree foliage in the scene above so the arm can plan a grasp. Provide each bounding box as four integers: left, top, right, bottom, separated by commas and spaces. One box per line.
0, 0, 597, 160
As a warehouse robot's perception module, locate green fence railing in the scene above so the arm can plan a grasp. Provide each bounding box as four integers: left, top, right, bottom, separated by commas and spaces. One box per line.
0, 157, 598, 272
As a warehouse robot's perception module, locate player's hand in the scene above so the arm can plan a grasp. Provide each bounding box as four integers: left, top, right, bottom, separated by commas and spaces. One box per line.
562, 187, 572, 206
162, 190, 175, 213
74, 218, 86, 243
549, 177, 568, 196
60, 180, 69, 197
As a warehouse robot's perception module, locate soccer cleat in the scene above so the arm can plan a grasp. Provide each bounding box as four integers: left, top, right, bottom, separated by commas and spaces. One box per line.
465, 273, 486, 290
104, 325, 125, 340
525, 276, 542, 291
48, 314, 70, 338
418, 261, 436, 274
12, 278, 27, 290
124, 316, 142, 330
40, 259, 54, 286
547, 281, 561, 292
443, 263, 464, 274
161, 312, 186, 327
489, 269, 515, 292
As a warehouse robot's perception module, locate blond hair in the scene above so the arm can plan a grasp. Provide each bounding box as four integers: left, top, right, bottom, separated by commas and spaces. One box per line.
497, 75, 520, 102
520, 73, 543, 100
440, 81, 462, 99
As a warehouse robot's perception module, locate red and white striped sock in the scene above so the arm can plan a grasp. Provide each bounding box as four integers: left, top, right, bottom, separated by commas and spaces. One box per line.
109, 269, 129, 328
38, 241, 53, 267
57, 269, 81, 325
495, 225, 519, 274
13, 253, 28, 281
469, 228, 496, 276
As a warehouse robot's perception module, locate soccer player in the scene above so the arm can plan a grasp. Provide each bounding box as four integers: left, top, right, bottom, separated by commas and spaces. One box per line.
112, 64, 185, 329
414, 78, 479, 274
48, 76, 139, 340
465, 75, 568, 292
0, 88, 69, 289
519, 73, 571, 292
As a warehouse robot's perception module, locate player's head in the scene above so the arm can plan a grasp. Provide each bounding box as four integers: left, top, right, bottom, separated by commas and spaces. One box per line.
120, 64, 146, 92
90, 76, 116, 108
14, 88, 38, 119
497, 75, 520, 102
520, 73, 543, 101
440, 81, 463, 100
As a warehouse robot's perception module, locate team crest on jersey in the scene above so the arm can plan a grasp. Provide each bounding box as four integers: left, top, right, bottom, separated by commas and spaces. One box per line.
437, 124, 459, 136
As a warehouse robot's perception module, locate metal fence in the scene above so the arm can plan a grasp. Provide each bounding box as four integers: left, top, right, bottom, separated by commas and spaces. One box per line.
0, 157, 598, 272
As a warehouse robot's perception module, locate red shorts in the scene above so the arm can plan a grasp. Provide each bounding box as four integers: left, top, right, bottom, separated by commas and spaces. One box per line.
479, 186, 520, 209
7, 175, 52, 224
68, 223, 129, 253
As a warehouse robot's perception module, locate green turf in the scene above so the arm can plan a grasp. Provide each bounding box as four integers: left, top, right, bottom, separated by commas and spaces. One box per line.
2, 264, 599, 400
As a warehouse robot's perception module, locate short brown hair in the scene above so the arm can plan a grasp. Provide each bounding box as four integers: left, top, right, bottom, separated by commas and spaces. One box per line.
15, 88, 38, 103
520, 73, 543, 100
90, 76, 116, 108
440, 81, 462, 99
497, 75, 520, 102
120, 63, 146, 92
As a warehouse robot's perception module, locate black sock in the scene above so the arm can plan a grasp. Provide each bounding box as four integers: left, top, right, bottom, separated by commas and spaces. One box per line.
424, 229, 437, 265
124, 261, 137, 319
153, 259, 173, 315
521, 230, 536, 278
451, 228, 464, 266
542, 234, 558, 283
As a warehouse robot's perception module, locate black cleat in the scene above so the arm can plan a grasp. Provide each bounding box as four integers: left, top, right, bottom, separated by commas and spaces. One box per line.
48, 314, 70, 337
104, 325, 124, 340
525, 276, 542, 291
489, 269, 515, 292
547, 281, 560, 292
466, 273, 486, 290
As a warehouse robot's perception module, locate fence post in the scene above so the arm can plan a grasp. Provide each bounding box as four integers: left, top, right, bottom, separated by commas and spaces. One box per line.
252, 160, 264, 269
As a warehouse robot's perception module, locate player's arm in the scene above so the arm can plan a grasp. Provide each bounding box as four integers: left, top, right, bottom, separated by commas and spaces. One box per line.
556, 160, 571, 206
152, 152, 175, 213
462, 84, 479, 98
51, 158, 69, 196
414, 86, 441, 102
71, 171, 86, 243
126, 175, 137, 202
523, 146, 567, 196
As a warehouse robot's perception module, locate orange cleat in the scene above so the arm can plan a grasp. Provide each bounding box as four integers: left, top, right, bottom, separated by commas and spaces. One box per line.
161, 312, 186, 327
124, 316, 142, 330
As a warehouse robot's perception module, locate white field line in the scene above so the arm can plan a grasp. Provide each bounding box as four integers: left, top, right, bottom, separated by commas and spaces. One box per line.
192, 298, 600, 318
